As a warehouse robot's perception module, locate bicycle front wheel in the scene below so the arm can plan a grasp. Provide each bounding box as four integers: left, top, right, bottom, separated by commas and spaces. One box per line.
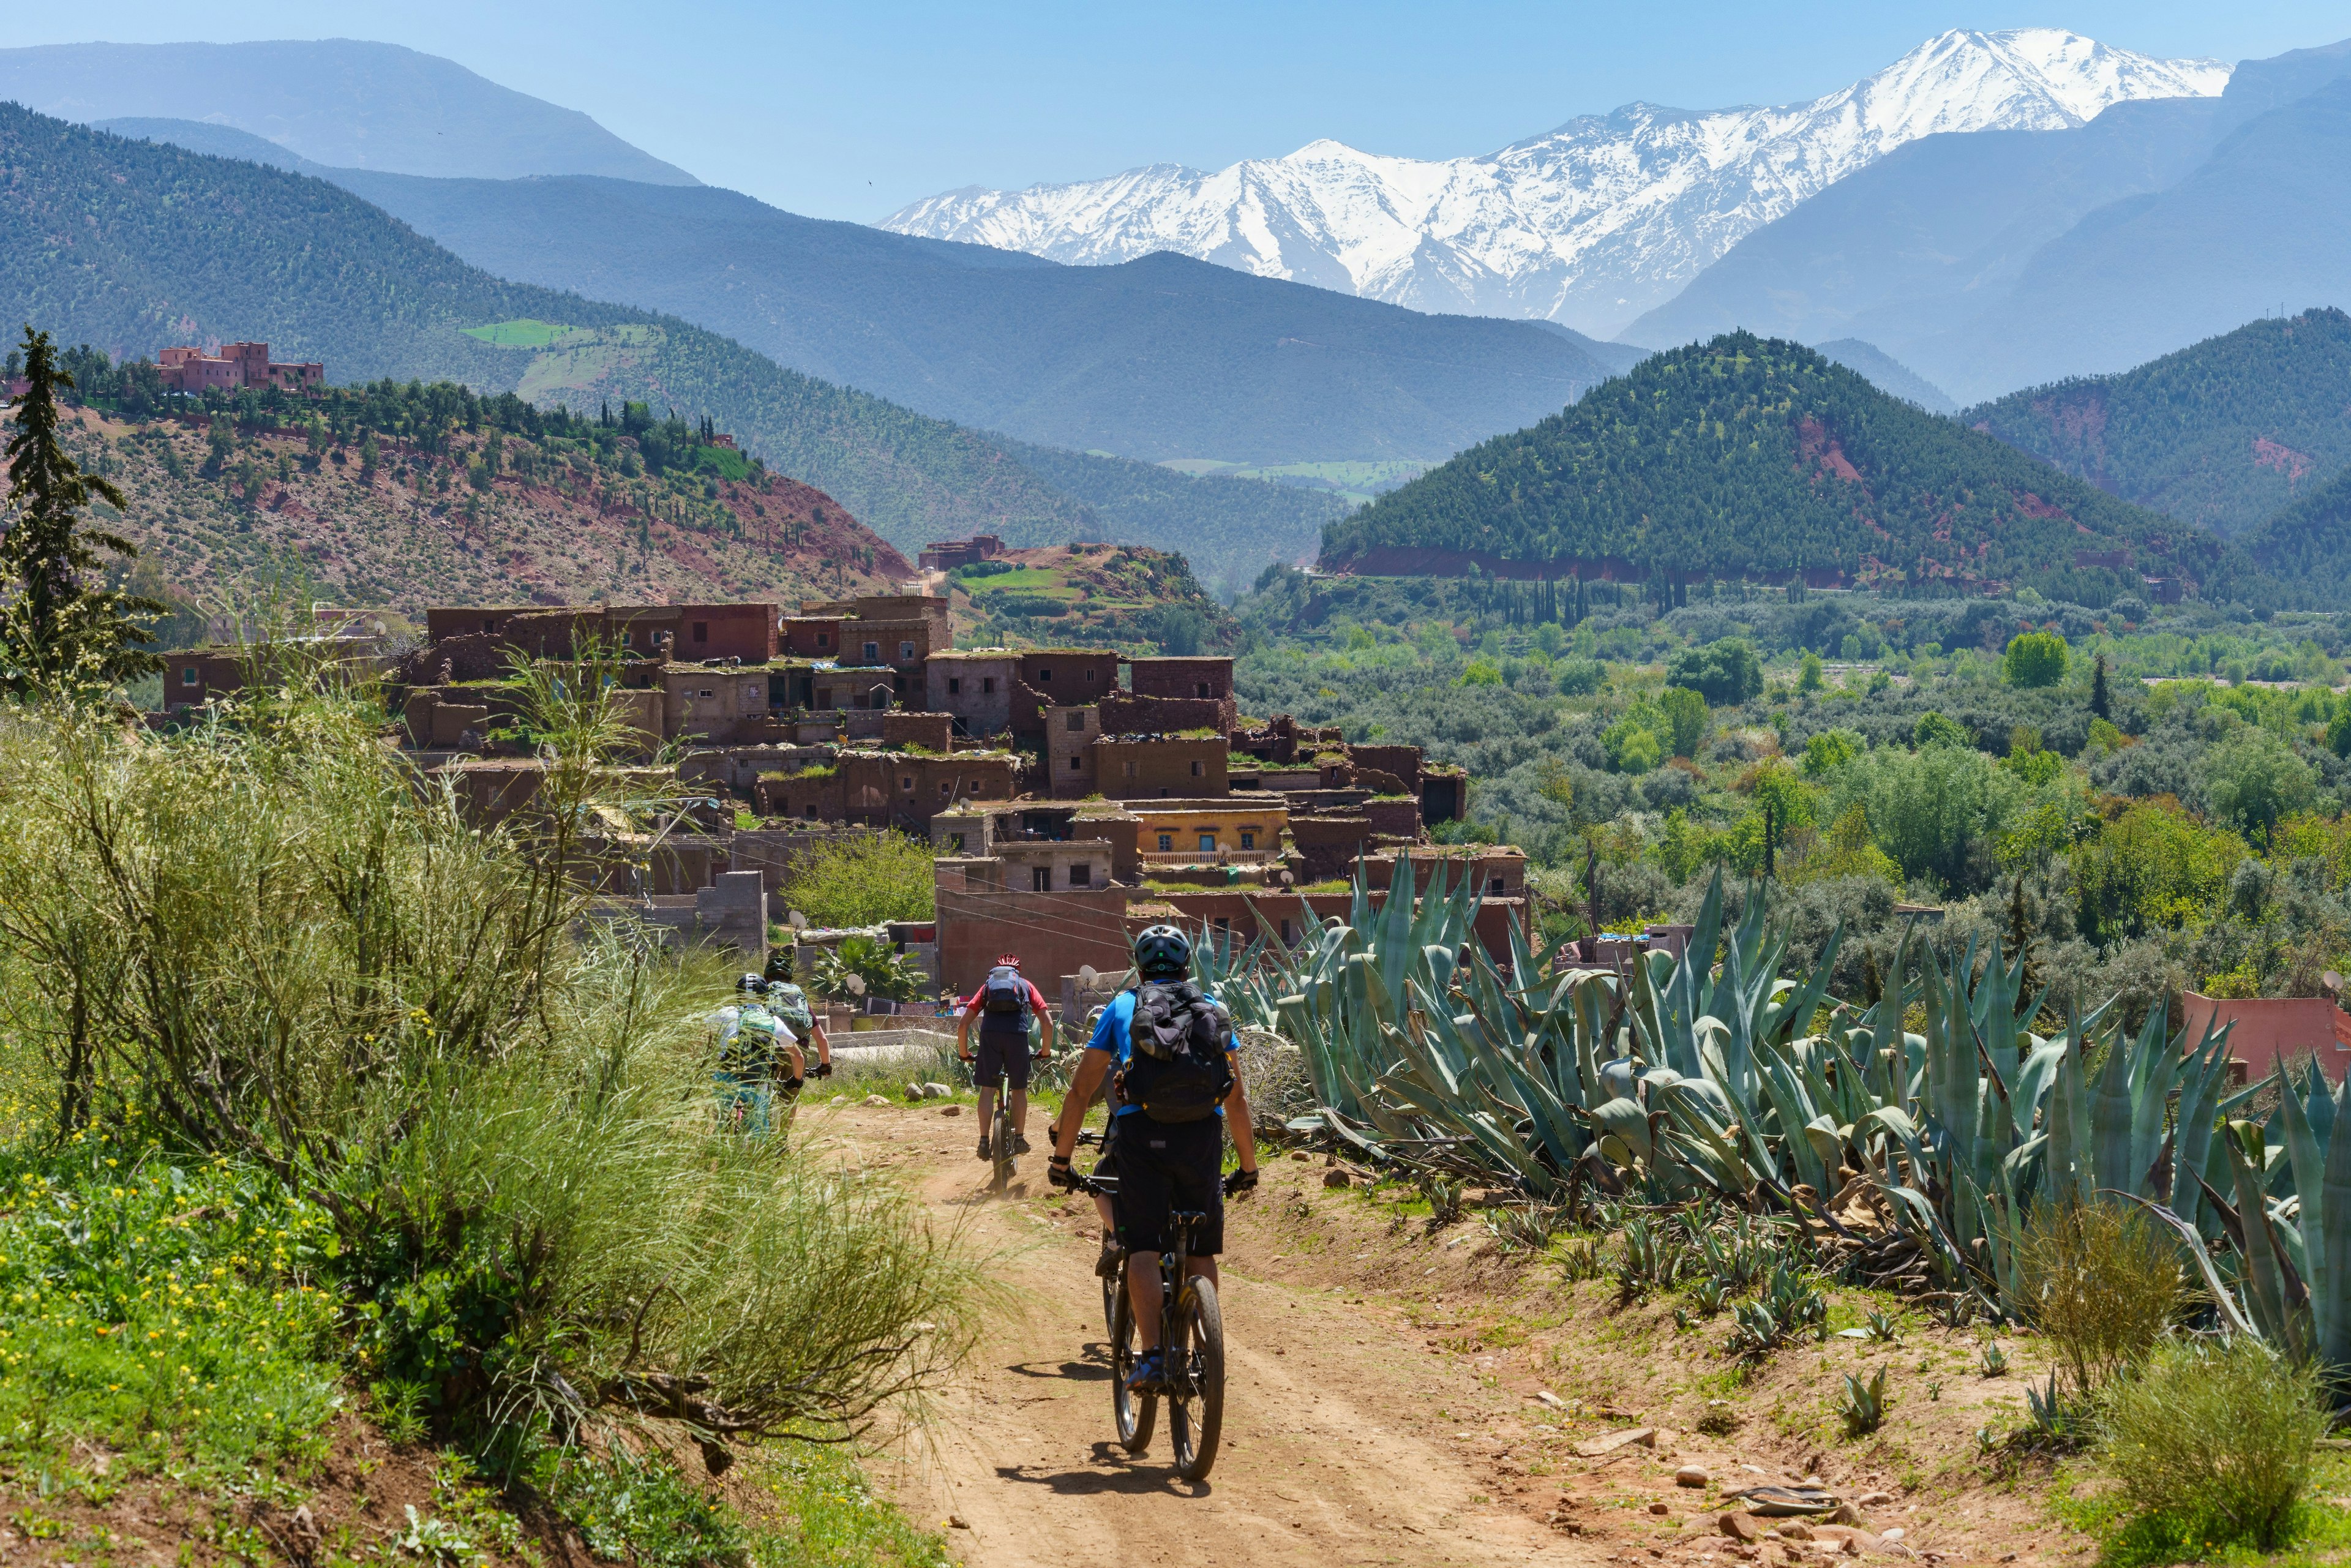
989, 1090, 1016, 1192
1108, 1265, 1155, 1454
1168, 1276, 1226, 1482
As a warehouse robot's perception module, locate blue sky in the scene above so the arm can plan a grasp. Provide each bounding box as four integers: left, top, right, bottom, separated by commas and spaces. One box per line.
3, 1, 2347, 220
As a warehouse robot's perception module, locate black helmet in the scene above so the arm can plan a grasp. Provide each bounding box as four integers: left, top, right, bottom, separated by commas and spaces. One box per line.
1133, 924, 1192, 981
736, 972, 767, 995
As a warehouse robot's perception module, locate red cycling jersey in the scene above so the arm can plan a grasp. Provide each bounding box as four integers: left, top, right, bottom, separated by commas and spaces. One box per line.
963, 975, 1048, 1016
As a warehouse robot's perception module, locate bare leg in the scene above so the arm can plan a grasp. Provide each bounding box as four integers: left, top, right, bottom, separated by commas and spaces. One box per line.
976, 1086, 997, 1131
1128, 1255, 1217, 1348
1010, 1088, 1029, 1144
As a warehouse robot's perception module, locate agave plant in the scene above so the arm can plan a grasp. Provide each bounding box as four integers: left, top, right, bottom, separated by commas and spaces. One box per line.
1840, 1365, 1890, 1436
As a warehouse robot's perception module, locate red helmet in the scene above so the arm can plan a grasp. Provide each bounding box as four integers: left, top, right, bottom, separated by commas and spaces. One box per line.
995, 953, 1022, 969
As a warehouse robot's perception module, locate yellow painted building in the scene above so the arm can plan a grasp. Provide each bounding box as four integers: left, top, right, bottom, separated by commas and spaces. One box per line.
1125, 801, 1290, 860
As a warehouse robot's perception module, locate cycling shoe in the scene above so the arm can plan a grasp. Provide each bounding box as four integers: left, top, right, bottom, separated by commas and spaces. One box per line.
1125, 1349, 1166, 1393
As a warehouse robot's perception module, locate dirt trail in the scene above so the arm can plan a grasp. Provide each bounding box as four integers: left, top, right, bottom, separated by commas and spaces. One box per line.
809, 1102, 1599, 1568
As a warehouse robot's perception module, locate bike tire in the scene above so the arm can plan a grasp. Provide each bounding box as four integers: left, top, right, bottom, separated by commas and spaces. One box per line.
1168, 1276, 1226, 1482
1109, 1264, 1155, 1453
1100, 1263, 1120, 1343
989, 1090, 1016, 1192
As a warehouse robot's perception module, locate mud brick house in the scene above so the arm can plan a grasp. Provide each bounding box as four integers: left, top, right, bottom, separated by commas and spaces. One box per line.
758, 750, 1018, 828
810, 666, 898, 711
164, 648, 250, 710
425, 602, 779, 663
880, 711, 955, 751
1012, 648, 1122, 738
927, 651, 1019, 736
662, 667, 780, 744
159, 342, 322, 394
1047, 705, 1103, 796
918, 535, 1005, 571
780, 617, 844, 658
1130, 802, 1289, 863
1118, 656, 1239, 732
1094, 733, 1230, 799
2182, 993, 2351, 1084
930, 860, 1134, 996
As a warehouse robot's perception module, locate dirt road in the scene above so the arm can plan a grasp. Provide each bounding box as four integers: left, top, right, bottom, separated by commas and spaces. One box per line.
811, 1101, 1598, 1568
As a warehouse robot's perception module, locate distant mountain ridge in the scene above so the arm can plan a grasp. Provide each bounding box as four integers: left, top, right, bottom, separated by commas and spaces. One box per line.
0, 103, 1334, 590
2, 39, 697, 184
1319, 334, 2265, 606
1967, 309, 2351, 535
1630, 35, 2351, 402
882, 30, 2229, 338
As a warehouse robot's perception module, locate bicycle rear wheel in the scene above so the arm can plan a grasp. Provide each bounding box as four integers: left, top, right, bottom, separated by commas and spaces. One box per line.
989, 1078, 1016, 1192
1167, 1276, 1225, 1482
1108, 1264, 1155, 1453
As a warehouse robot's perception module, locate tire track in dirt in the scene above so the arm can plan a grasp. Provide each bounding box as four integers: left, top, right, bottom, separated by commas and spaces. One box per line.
811, 1103, 1598, 1568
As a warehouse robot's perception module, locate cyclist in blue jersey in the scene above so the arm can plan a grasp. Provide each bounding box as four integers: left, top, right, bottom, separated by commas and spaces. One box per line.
1049, 925, 1259, 1392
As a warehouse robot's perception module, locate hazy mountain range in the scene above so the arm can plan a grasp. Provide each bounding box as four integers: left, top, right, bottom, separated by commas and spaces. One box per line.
881, 31, 2229, 339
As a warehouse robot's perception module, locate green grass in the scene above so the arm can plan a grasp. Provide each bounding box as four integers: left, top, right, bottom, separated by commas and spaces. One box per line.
969, 568, 1077, 596
461, 318, 571, 348
750, 1442, 954, 1567
0, 1135, 344, 1481
2055, 1458, 2351, 1568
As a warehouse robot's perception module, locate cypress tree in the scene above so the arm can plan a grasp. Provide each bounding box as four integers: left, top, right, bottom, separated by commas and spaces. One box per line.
0, 328, 163, 695
2090, 653, 2112, 721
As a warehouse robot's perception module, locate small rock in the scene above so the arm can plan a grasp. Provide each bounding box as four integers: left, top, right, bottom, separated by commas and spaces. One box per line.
924, 1081, 953, 1098
1536, 1390, 1569, 1410
1289, 1150, 1309, 1161
1858, 1493, 1893, 1508
1676, 1466, 1709, 1488
941, 1105, 962, 1117
829, 1095, 847, 1105
1799, 1475, 1823, 1487
1324, 1169, 1353, 1188
863, 1095, 891, 1108
947, 1515, 970, 1529
1998, 1556, 2016, 1563
1646, 1502, 1670, 1516
1881, 1528, 1906, 1543
1572, 1427, 1658, 1458
1720, 1514, 1764, 1543
1779, 1521, 1813, 1542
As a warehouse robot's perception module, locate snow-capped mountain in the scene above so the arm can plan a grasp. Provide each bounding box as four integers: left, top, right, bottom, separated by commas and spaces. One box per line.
881, 30, 2230, 339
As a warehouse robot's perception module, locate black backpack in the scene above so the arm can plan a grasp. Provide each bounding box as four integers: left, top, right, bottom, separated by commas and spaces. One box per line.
1117, 981, 1235, 1123
980, 966, 1030, 1033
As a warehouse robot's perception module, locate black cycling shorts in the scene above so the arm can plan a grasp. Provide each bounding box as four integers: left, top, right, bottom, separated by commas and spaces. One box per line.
973, 1032, 1031, 1092
1112, 1115, 1225, 1256
1091, 1116, 1120, 1181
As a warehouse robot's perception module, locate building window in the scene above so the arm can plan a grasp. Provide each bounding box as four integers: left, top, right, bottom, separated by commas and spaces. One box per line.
901, 776, 915, 792
947, 832, 966, 852
699, 688, 714, 699
1280, 918, 1294, 943
1123, 762, 1138, 780
803, 804, 819, 819
1086, 668, 1097, 682
181, 667, 199, 686
863, 641, 879, 662
1198, 833, 1217, 852
1213, 917, 1231, 934
817, 632, 829, 648
948, 677, 962, 696
1198, 682, 1211, 698
1190, 760, 1203, 777
1070, 863, 1090, 888
940, 780, 953, 795
692, 621, 710, 643
481, 618, 495, 634
900, 642, 915, 661
1490, 876, 1506, 895
1157, 834, 1174, 852
1068, 756, 1082, 770
1239, 830, 1256, 850
1037, 667, 1051, 682
1032, 866, 1052, 892
1067, 711, 1086, 732
981, 677, 996, 694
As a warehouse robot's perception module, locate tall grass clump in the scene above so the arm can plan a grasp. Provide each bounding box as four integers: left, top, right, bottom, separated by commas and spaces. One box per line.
2099, 1337, 2328, 1553
2019, 1199, 2183, 1398
0, 661, 980, 1467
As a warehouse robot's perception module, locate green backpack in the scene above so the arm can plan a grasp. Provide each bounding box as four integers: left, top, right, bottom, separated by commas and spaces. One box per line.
767, 983, 814, 1034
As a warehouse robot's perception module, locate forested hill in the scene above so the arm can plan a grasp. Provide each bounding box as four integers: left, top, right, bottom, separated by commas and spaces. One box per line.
1965, 309, 2351, 536
2244, 465, 2351, 593
1318, 334, 2267, 604
0, 103, 1328, 587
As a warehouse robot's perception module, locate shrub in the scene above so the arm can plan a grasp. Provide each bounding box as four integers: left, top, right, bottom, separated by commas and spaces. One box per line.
2018, 1200, 2181, 1397
1554, 658, 1606, 696
2099, 1337, 2327, 1552
1667, 637, 1763, 705
778, 831, 937, 928
2198, 729, 2316, 845
2004, 632, 2069, 688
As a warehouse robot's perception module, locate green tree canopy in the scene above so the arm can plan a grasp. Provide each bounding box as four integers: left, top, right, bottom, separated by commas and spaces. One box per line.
2003, 631, 2069, 688
1667, 637, 1763, 706
2199, 729, 2316, 845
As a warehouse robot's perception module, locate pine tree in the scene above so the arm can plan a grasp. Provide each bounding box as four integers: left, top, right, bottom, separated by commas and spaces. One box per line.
0, 328, 163, 695
2090, 653, 2112, 721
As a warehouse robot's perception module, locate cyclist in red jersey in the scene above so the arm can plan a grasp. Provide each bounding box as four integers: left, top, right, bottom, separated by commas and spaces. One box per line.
956, 953, 1056, 1160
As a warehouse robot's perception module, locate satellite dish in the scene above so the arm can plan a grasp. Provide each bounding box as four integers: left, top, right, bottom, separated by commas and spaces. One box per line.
1078, 964, 1099, 987
788, 910, 809, 931
845, 973, 867, 996
1278, 869, 1295, 887
2328, 971, 2345, 994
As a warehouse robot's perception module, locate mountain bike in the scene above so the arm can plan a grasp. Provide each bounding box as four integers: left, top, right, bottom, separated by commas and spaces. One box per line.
1075, 1128, 1121, 1338
987, 1059, 1017, 1193
1075, 1172, 1224, 1482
